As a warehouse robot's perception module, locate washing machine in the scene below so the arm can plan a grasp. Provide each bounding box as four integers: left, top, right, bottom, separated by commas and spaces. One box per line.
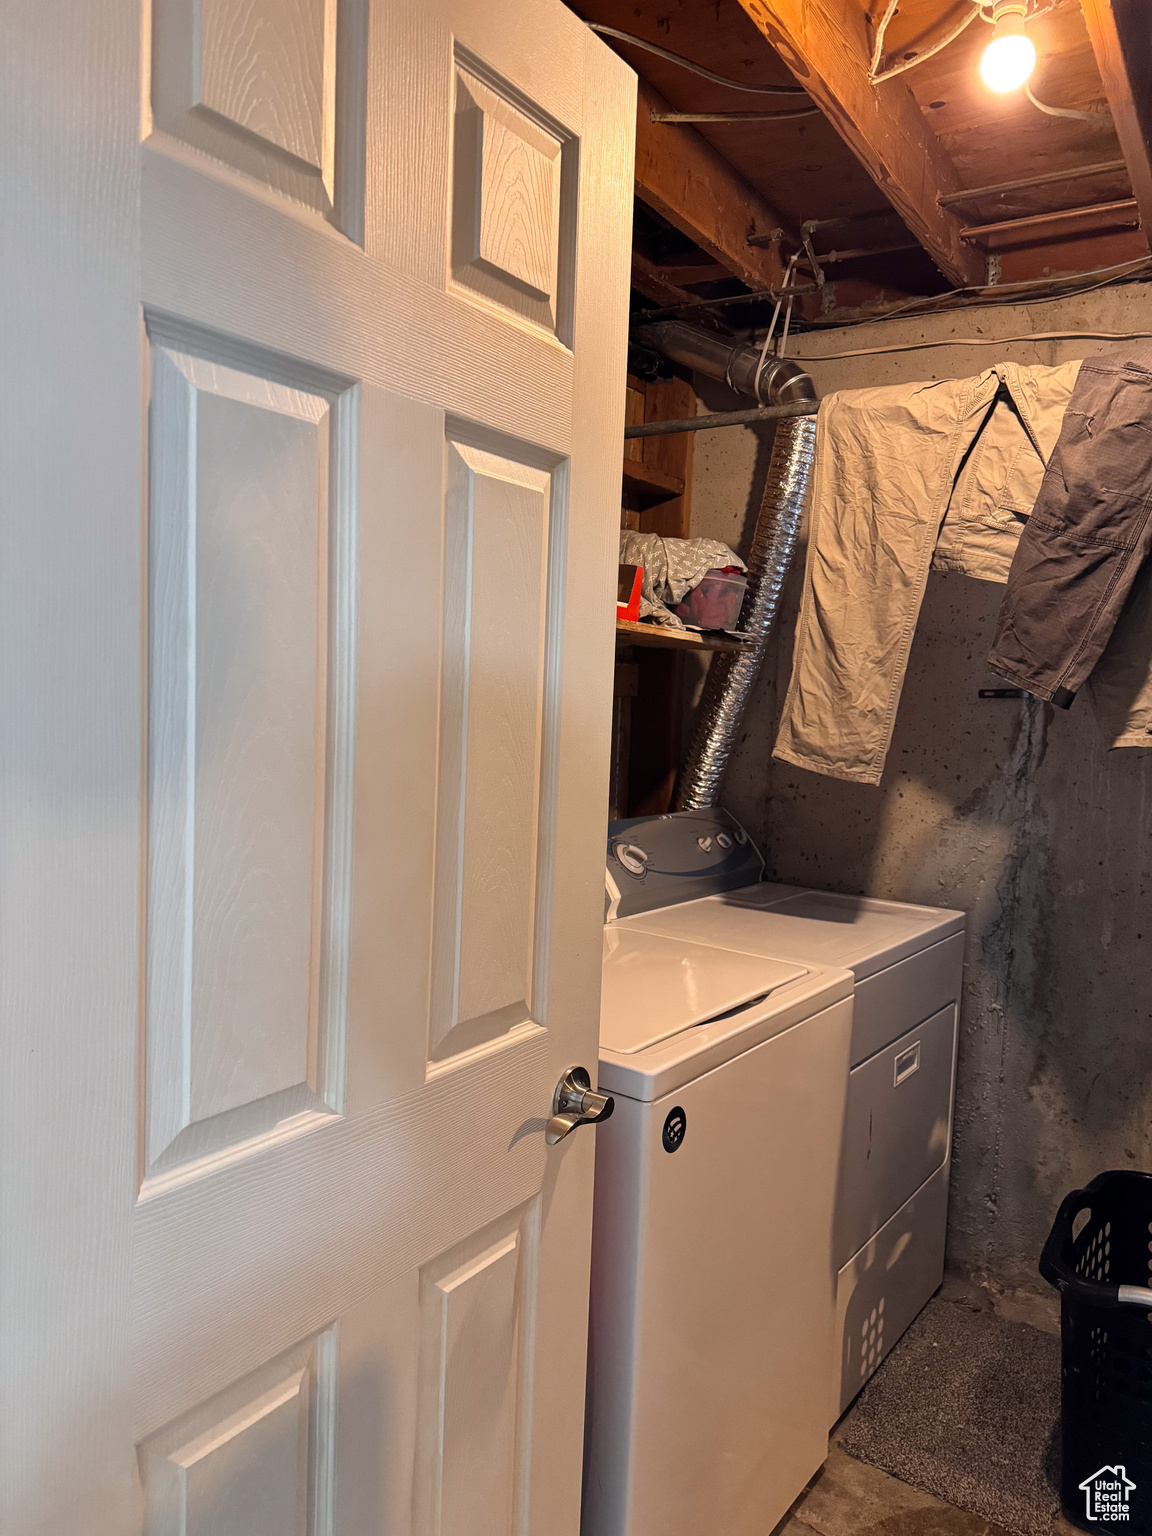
598, 808, 965, 1429
583, 820, 854, 1536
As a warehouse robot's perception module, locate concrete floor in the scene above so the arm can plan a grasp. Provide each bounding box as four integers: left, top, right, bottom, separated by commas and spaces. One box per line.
779, 1431, 1085, 1536
776, 1279, 1082, 1536
779, 1421, 1084, 1536
778, 1442, 1017, 1536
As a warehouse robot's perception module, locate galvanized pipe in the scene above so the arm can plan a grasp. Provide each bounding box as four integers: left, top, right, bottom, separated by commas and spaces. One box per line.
938, 158, 1128, 207
818, 240, 920, 264
650, 109, 822, 123
631, 284, 820, 324
625, 400, 819, 438
960, 197, 1140, 244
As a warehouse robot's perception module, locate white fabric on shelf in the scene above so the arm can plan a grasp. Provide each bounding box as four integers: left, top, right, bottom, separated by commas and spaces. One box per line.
620, 531, 745, 628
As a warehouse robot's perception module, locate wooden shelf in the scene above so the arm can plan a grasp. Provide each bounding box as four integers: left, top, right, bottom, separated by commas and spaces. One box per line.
615, 620, 753, 653
622, 457, 685, 506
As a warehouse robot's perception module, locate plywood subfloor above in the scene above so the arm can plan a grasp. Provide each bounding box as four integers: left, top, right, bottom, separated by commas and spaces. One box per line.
585, 0, 1146, 290
894, 0, 1128, 222
574, 0, 911, 230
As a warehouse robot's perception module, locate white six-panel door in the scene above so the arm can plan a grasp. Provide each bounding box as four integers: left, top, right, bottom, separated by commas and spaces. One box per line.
1, 3, 633, 1531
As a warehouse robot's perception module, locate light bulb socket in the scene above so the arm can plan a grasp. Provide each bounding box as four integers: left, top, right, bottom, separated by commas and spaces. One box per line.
979, 4, 1037, 92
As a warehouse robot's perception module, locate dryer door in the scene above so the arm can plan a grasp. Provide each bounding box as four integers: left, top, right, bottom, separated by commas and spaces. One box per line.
836, 1004, 958, 1266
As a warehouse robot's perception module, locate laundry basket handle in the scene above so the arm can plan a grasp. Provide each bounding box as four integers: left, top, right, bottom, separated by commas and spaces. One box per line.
1039, 1185, 1124, 1309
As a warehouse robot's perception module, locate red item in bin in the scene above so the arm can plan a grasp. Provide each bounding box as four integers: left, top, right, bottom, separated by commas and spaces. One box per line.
673, 567, 746, 631
617, 563, 643, 622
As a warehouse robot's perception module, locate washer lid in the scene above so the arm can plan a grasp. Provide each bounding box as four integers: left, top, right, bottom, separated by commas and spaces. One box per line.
600, 927, 807, 1055
624, 886, 964, 982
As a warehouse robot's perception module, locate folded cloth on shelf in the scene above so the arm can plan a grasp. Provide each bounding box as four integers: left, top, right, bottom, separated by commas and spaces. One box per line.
773, 361, 1083, 785
619, 531, 745, 628
989, 344, 1152, 710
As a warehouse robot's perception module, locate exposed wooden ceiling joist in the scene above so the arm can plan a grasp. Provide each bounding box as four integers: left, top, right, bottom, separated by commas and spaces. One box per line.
634, 79, 787, 291
734, 0, 985, 288
1079, 0, 1152, 249
630, 250, 699, 308
651, 259, 730, 286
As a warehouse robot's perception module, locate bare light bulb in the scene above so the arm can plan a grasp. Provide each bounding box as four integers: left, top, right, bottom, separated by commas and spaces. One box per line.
980, 12, 1037, 93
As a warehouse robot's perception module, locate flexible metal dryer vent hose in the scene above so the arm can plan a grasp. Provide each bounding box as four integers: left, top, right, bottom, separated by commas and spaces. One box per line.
673, 415, 816, 808
630, 323, 819, 810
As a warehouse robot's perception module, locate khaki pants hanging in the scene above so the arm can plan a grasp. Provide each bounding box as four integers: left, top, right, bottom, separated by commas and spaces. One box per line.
773, 360, 1152, 785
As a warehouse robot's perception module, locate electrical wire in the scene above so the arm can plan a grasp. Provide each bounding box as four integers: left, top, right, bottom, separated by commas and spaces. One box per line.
779, 263, 800, 356
747, 260, 1152, 344
750, 254, 799, 398
779, 327, 1152, 361
869, 0, 1066, 85
586, 23, 809, 95
795, 257, 1152, 332
869, 0, 982, 84
1025, 83, 1111, 123
640, 256, 1152, 332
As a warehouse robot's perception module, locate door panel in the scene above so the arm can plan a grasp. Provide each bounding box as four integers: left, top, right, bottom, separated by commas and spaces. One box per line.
142, 148, 577, 450
450, 55, 576, 339
138, 1326, 338, 1536
144, 327, 353, 1182
414, 1203, 539, 1536
149, 0, 368, 233
132, 1030, 552, 1438
430, 437, 555, 1063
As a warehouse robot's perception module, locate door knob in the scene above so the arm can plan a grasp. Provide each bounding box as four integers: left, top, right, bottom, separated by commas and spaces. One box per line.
546, 1067, 614, 1145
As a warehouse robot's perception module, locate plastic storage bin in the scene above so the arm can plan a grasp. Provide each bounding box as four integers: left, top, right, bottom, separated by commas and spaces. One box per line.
673, 567, 747, 631
1041, 1171, 1152, 1533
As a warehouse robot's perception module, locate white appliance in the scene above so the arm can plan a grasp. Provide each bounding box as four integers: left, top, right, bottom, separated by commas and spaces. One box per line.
698, 882, 964, 1416
584, 823, 854, 1536
584, 810, 965, 1536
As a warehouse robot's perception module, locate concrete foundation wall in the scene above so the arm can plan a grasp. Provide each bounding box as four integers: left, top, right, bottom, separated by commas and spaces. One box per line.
687, 283, 1152, 1291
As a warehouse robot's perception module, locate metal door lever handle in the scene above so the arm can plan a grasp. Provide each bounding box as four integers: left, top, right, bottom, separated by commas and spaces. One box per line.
546, 1067, 614, 1145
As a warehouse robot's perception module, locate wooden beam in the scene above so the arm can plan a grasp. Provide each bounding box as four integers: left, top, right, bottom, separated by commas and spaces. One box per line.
634, 79, 786, 290
650, 259, 729, 286
1080, 0, 1152, 247
629, 250, 698, 308
995, 226, 1148, 284
734, 0, 984, 288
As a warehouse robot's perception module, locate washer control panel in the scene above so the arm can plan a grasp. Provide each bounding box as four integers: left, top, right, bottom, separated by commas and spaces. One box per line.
606, 808, 763, 919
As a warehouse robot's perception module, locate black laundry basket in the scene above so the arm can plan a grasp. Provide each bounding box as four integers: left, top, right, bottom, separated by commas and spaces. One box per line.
1041, 1171, 1152, 1532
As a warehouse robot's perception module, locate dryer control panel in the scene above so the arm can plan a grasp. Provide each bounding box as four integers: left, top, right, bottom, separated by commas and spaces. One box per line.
606, 808, 764, 919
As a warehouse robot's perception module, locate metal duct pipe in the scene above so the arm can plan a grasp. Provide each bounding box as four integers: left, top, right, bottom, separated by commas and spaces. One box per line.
673, 415, 817, 808
631, 320, 819, 810
632, 321, 815, 407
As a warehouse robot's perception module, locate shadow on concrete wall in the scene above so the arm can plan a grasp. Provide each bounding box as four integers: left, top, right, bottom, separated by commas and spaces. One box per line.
722, 567, 1152, 1291
683, 293, 1152, 1292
